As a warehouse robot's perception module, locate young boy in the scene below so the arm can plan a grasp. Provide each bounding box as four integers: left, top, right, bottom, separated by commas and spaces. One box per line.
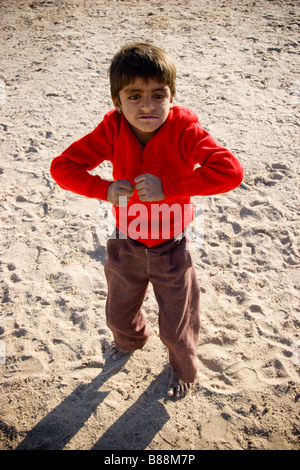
50, 43, 244, 398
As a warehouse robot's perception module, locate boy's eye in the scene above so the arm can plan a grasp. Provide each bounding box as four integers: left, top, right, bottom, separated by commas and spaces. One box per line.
128, 94, 165, 101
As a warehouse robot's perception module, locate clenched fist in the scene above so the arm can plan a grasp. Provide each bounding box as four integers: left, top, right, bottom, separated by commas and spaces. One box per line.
134, 174, 165, 202
107, 179, 134, 206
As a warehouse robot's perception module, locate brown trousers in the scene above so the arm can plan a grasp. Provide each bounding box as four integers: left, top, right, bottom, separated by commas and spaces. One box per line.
104, 233, 200, 383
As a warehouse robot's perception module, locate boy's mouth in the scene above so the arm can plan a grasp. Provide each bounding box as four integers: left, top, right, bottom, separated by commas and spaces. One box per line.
138, 115, 158, 119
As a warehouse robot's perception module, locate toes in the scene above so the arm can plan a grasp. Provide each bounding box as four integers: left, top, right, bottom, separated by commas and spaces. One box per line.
109, 342, 118, 358
109, 342, 121, 360
109, 342, 130, 360
167, 366, 192, 398
176, 383, 188, 398
167, 384, 187, 398
111, 348, 123, 360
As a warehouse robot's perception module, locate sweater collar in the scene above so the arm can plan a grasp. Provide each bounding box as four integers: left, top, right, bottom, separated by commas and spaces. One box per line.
120, 108, 174, 148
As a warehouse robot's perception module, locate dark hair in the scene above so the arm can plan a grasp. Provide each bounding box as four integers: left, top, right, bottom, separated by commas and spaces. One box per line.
109, 42, 176, 103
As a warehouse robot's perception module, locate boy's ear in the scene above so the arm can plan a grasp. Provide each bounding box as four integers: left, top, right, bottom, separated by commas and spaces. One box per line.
113, 98, 122, 114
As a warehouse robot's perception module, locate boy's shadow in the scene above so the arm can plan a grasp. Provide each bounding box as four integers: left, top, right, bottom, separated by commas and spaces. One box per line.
15, 355, 170, 450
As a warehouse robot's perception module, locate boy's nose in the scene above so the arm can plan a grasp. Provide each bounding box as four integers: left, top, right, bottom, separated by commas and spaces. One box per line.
141, 97, 155, 112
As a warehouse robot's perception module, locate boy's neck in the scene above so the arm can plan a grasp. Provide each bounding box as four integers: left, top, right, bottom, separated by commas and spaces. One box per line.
129, 123, 158, 146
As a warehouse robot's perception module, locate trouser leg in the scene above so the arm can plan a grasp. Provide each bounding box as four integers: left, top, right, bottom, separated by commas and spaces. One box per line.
149, 237, 201, 383
104, 235, 200, 383
104, 237, 151, 351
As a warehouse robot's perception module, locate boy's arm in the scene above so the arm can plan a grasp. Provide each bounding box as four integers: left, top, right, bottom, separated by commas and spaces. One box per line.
162, 122, 244, 200
50, 118, 114, 201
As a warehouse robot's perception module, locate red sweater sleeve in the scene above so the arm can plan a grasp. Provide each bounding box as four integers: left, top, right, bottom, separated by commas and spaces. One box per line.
163, 118, 244, 199
50, 112, 115, 201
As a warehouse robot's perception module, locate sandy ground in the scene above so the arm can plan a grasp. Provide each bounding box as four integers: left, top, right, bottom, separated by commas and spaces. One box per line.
0, 0, 299, 451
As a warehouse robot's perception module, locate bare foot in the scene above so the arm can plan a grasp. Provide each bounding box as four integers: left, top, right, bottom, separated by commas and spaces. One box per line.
167, 365, 192, 398
109, 341, 130, 361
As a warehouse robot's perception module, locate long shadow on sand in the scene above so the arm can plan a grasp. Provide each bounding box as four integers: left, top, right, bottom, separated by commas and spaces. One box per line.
15, 357, 170, 450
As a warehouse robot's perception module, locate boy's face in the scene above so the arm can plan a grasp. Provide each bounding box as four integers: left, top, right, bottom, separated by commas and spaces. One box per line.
114, 77, 174, 145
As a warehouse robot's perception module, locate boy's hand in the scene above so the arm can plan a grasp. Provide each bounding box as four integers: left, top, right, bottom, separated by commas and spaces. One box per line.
107, 179, 134, 206
135, 174, 165, 202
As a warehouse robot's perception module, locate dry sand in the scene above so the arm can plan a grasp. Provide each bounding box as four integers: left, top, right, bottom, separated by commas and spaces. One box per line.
0, 0, 299, 450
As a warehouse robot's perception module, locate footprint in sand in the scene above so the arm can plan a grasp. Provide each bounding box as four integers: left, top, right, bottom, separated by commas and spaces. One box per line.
198, 343, 262, 394
3, 355, 44, 379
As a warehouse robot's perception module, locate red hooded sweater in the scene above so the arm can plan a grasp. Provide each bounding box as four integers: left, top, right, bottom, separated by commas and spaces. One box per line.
50, 106, 244, 246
